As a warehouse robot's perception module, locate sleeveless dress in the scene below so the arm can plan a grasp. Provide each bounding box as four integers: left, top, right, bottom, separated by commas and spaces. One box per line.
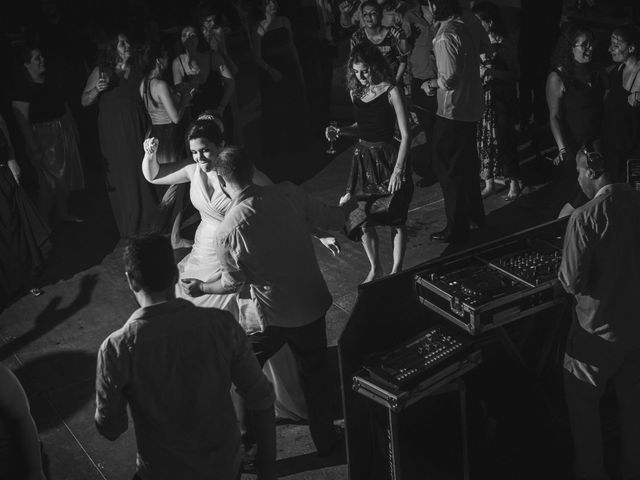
142, 80, 181, 166
98, 67, 158, 237
556, 64, 604, 207
176, 167, 307, 420
477, 41, 519, 181
0, 128, 51, 308
344, 87, 413, 240
260, 24, 309, 158
602, 64, 640, 181
177, 52, 234, 144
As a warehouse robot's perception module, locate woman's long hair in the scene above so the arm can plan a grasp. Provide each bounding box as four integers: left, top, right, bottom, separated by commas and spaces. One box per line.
97, 31, 138, 76
346, 43, 394, 97
471, 1, 507, 39
140, 41, 170, 108
549, 23, 597, 85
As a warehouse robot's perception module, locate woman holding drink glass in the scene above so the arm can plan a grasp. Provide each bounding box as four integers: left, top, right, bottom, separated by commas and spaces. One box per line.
82, 32, 158, 237
326, 43, 413, 283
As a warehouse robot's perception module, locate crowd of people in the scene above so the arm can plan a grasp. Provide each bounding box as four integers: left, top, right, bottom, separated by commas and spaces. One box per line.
1, 0, 640, 479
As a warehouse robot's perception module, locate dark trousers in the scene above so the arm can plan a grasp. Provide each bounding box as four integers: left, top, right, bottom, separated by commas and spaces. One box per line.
249, 317, 334, 452
433, 117, 485, 236
411, 78, 437, 179
495, 97, 520, 180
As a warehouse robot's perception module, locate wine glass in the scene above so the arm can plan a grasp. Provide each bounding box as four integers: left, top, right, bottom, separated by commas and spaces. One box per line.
326, 121, 338, 155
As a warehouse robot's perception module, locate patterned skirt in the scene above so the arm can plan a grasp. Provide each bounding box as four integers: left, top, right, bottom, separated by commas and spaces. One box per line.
344, 140, 413, 241
477, 88, 499, 180
32, 113, 84, 191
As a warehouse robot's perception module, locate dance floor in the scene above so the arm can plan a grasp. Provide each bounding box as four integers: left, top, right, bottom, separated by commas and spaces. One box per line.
0, 30, 572, 480
0, 126, 564, 479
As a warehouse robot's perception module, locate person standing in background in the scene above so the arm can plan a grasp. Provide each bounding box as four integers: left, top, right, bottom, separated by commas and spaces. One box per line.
425, 0, 485, 243
82, 32, 158, 238
13, 46, 85, 224
601, 25, 640, 182
472, 1, 521, 200
402, 0, 437, 187
559, 145, 640, 480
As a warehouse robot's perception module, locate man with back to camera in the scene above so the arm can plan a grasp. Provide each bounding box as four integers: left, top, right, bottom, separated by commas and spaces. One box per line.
559, 144, 640, 480
423, 0, 486, 243
94, 233, 276, 480
180, 146, 351, 458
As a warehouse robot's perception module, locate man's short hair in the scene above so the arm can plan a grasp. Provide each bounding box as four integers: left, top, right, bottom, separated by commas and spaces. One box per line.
123, 233, 177, 292
579, 142, 606, 178
214, 146, 253, 184
429, 0, 461, 21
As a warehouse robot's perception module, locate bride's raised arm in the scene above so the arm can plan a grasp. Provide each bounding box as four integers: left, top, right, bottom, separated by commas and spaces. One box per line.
142, 137, 194, 185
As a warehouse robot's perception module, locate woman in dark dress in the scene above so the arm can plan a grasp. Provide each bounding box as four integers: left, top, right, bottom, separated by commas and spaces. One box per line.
602, 26, 640, 182
172, 25, 235, 144
0, 114, 50, 308
251, 0, 309, 159
81, 32, 158, 238
12, 46, 85, 222
326, 44, 412, 283
546, 24, 605, 216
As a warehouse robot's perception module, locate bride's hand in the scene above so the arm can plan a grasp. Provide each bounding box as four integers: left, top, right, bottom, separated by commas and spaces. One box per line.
181, 278, 205, 297
144, 137, 159, 156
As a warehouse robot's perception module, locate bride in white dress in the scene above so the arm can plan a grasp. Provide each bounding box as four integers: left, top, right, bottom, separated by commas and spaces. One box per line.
141, 114, 306, 421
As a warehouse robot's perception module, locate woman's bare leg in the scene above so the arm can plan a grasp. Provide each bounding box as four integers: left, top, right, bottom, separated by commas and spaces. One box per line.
361, 226, 382, 283
390, 225, 407, 275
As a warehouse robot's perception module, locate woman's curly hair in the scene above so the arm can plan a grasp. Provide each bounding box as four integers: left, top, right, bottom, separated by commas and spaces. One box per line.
346, 43, 394, 97
97, 31, 139, 76
549, 23, 597, 85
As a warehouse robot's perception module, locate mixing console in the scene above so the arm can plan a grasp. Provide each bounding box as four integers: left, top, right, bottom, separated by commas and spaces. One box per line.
364, 326, 467, 390
414, 218, 570, 334
491, 249, 562, 286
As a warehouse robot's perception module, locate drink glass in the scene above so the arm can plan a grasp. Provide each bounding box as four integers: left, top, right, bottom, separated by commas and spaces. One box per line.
326, 121, 338, 154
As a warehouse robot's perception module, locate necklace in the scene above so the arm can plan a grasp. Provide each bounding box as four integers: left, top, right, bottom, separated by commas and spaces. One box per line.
360, 83, 375, 99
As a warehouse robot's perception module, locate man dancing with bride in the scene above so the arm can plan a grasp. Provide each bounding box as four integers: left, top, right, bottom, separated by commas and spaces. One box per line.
141, 112, 344, 458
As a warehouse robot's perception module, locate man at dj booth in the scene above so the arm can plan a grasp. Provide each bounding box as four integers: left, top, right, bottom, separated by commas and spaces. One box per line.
558, 143, 640, 480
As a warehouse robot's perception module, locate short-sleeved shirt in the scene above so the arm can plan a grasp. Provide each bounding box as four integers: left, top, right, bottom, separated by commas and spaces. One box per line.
214, 183, 344, 333
95, 298, 274, 480
12, 76, 66, 124
559, 183, 640, 348
433, 16, 484, 122
350, 26, 408, 73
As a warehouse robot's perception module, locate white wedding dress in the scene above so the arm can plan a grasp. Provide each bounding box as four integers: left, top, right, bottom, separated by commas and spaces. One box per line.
176, 167, 307, 420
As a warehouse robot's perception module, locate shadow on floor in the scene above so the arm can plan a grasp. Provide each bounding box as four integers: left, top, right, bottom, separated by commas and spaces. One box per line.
0, 273, 98, 361
14, 350, 97, 432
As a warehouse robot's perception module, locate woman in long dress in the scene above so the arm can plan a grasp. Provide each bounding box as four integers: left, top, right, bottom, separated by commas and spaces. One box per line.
0, 114, 51, 308
250, 0, 310, 159
172, 25, 236, 144
81, 32, 158, 238
546, 24, 605, 217
12, 46, 85, 223
141, 114, 307, 423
